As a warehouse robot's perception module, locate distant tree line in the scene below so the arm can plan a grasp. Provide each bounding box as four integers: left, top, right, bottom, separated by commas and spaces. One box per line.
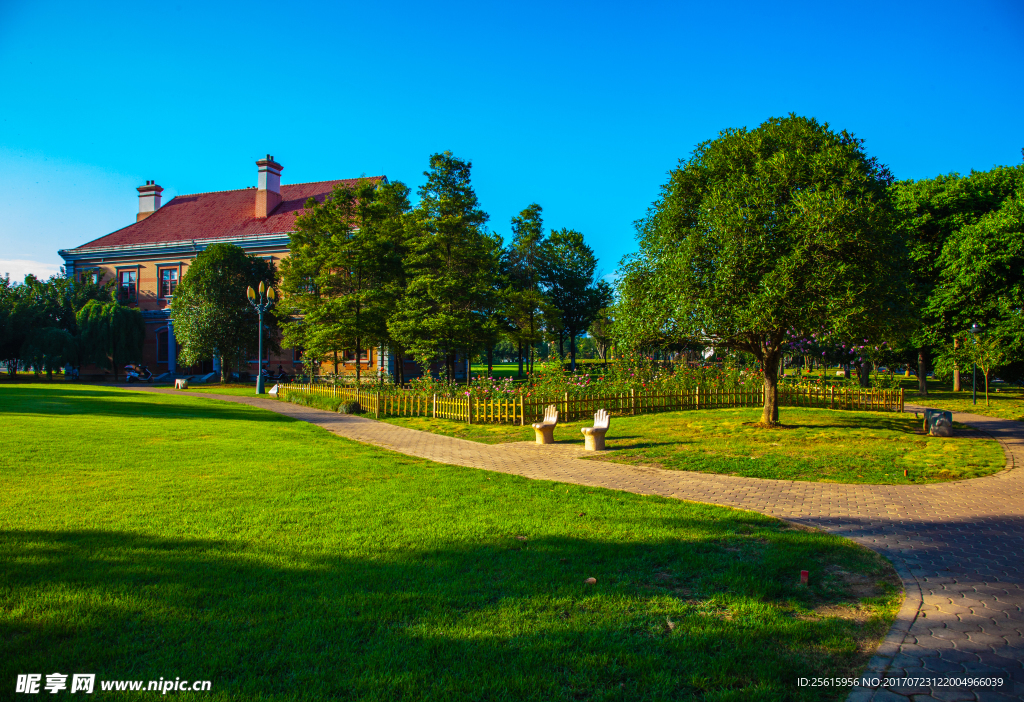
278, 150, 611, 383
0, 271, 144, 380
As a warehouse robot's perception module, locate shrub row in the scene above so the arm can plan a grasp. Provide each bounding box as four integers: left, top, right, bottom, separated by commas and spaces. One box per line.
280, 389, 361, 414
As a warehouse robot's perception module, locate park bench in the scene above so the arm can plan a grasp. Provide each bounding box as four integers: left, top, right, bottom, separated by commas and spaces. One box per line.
581, 409, 610, 451
532, 405, 559, 444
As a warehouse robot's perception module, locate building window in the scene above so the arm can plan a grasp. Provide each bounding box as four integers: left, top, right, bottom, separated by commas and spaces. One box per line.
119, 270, 137, 304
293, 347, 304, 364
160, 268, 178, 298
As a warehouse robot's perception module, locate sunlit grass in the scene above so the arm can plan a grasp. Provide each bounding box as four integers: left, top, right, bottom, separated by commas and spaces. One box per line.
0, 385, 901, 701
381, 407, 1005, 484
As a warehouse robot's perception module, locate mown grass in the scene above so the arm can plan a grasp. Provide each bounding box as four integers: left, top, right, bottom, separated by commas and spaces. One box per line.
173, 383, 274, 396
0, 385, 900, 701
904, 387, 1024, 422
380, 408, 1005, 484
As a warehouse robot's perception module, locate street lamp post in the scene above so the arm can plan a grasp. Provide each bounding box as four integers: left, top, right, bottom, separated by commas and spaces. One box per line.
247, 282, 276, 395
971, 323, 982, 406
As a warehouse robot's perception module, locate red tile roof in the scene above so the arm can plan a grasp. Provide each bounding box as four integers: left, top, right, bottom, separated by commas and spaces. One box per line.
72, 177, 384, 251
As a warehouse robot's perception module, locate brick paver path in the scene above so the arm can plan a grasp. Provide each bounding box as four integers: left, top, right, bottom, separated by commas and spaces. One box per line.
161, 390, 1024, 701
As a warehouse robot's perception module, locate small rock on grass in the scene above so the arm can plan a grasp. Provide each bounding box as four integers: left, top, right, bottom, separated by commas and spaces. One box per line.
584, 577, 597, 584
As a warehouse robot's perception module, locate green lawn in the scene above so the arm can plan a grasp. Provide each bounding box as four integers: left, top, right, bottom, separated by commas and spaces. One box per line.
782, 371, 1024, 423
470, 362, 530, 380
904, 387, 1024, 422
173, 383, 273, 396
0, 385, 899, 701
380, 407, 1005, 484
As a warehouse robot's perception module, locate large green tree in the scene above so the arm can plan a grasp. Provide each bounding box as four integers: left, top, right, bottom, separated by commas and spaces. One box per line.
76, 300, 145, 379
616, 114, 909, 426
282, 179, 412, 384
891, 163, 1024, 392
930, 185, 1024, 368
389, 152, 500, 381
170, 243, 278, 381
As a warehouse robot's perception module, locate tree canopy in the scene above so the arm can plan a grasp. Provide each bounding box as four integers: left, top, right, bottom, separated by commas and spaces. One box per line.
76, 299, 145, 379
389, 151, 500, 381
540, 228, 612, 370
281, 179, 412, 383
170, 243, 278, 381
891, 163, 1024, 391
616, 114, 910, 425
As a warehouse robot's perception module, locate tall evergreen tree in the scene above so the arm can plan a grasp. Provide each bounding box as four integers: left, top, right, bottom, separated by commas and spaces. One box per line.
541, 229, 612, 371
354, 179, 413, 384
501, 203, 551, 377
282, 179, 412, 384
389, 152, 498, 381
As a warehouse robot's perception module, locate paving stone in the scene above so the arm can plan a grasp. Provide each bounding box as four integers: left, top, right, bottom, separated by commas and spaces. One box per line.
143, 391, 1024, 702
927, 689, 976, 701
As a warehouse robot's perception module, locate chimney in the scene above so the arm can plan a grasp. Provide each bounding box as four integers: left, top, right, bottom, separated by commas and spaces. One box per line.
137, 180, 163, 222
255, 154, 283, 218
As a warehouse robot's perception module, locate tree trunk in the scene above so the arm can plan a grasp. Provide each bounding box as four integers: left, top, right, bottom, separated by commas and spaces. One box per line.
518, 341, 523, 378
570, 334, 577, 372
761, 353, 780, 426
859, 361, 872, 388
917, 348, 928, 396
333, 350, 339, 376
953, 338, 961, 391
466, 352, 471, 386
487, 346, 493, 376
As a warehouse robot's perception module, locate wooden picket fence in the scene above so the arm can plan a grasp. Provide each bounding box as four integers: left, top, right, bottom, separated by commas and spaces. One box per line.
280, 384, 903, 423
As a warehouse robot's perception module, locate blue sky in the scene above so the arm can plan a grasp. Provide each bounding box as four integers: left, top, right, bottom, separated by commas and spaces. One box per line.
1, 0, 1021, 281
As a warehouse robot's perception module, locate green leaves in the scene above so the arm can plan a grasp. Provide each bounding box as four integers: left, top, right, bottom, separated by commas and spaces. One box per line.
389, 152, 498, 376
76, 300, 145, 378
170, 243, 278, 377
615, 114, 909, 423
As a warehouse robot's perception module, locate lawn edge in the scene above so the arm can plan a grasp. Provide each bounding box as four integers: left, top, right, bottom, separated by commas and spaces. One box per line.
782, 516, 921, 702
905, 403, 1018, 479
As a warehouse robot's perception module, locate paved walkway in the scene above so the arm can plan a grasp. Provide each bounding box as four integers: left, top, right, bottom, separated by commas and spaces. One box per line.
159, 390, 1024, 701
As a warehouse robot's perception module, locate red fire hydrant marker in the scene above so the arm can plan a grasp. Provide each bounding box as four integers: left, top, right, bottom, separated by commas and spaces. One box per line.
800, 570, 809, 585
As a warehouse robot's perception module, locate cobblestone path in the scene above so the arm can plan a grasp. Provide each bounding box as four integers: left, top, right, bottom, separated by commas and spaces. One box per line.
160, 390, 1024, 701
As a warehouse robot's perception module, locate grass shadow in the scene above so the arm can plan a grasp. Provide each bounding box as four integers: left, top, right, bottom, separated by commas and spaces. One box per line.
0, 526, 896, 701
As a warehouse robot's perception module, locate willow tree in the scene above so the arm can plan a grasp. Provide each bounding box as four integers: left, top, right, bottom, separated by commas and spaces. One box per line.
76, 300, 145, 380
616, 114, 909, 426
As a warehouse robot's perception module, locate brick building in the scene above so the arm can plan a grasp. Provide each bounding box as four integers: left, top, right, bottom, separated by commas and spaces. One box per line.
58, 155, 399, 380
